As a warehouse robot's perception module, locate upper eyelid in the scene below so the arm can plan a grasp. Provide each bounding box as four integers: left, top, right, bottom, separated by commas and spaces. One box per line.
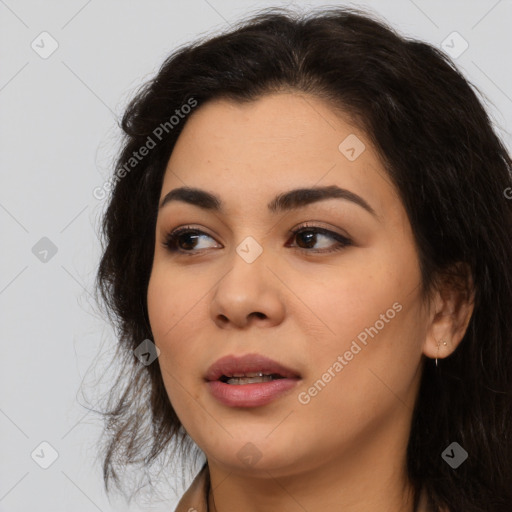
164, 224, 350, 247
165, 223, 347, 238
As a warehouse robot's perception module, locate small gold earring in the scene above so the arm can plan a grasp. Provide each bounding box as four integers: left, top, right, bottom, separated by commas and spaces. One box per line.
435, 340, 448, 367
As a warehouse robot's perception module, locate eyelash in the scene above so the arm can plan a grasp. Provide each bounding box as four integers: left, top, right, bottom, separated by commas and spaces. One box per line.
162, 223, 352, 256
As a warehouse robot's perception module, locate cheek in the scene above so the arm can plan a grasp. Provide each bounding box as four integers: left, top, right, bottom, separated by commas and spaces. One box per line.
147, 269, 192, 392
297, 241, 424, 382
147, 265, 210, 375
147, 264, 198, 341
296, 250, 412, 344
147, 269, 203, 412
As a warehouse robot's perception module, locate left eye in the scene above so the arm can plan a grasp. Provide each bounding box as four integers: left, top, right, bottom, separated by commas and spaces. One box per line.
288, 225, 352, 253
162, 224, 352, 255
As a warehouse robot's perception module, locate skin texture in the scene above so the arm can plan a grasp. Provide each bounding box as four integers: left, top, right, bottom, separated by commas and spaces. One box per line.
146, 92, 474, 512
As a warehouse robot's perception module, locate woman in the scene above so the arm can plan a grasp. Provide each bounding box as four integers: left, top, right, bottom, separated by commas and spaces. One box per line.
94, 6, 512, 511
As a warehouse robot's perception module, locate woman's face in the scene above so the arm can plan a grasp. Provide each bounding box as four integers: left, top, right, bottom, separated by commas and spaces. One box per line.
147, 92, 432, 477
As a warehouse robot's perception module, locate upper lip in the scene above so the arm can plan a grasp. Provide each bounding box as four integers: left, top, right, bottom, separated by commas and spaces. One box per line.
205, 353, 301, 382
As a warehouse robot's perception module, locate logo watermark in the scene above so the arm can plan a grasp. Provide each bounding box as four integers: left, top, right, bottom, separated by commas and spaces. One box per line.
93, 97, 198, 200
298, 301, 403, 405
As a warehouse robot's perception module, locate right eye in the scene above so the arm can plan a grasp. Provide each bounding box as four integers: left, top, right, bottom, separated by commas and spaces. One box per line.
162, 226, 220, 255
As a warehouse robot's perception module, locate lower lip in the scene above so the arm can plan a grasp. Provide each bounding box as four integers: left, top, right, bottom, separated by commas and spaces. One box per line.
206, 378, 301, 407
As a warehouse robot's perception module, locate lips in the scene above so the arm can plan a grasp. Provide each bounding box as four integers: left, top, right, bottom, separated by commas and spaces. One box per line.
205, 353, 301, 382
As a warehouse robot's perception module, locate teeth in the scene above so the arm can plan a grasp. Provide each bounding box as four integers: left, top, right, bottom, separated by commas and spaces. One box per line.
226, 375, 276, 385
219, 372, 285, 384
231, 372, 267, 378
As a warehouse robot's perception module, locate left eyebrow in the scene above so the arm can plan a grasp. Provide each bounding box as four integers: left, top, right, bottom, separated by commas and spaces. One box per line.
159, 185, 378, 219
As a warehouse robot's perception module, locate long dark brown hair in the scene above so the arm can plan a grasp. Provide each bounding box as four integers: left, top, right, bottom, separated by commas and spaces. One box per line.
93, 6, 512, 511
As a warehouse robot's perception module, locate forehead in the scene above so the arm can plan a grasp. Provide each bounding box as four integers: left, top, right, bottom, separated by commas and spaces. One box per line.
160, 93, 397, 217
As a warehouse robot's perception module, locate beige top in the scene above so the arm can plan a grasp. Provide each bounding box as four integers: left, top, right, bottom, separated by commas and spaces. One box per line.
173, 463, 439, 512
174, 462, 209, 512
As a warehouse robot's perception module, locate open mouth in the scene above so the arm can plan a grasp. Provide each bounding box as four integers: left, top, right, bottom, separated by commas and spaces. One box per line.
207, 369, 301, 408
219, 373, 286, 385
205, 353, 301, 384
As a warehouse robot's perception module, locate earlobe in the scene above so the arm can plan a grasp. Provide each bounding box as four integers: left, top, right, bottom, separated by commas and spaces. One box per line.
422, 263, 475, 363
435, 340, 448, 367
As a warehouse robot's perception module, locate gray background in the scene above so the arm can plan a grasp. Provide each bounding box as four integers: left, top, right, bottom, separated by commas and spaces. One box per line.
1, 0, 511, 511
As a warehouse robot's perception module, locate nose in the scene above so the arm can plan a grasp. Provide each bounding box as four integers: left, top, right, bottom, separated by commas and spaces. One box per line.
209, 250, 286, 330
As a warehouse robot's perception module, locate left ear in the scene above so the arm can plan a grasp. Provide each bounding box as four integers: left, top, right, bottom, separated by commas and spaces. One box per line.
422, 262, 475, 361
